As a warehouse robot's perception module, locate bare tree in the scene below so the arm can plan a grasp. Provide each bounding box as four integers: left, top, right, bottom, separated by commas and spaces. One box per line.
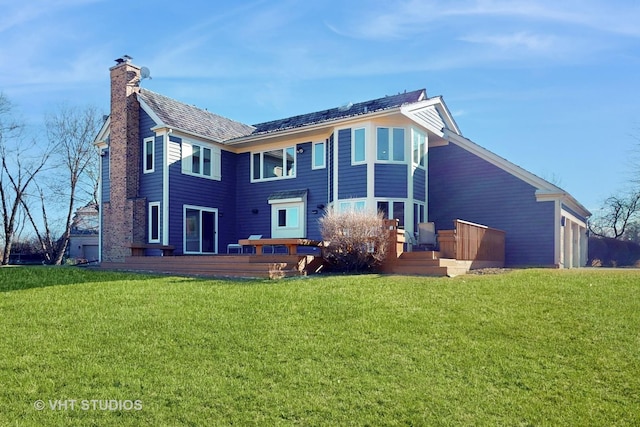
589, 191, 640, 239
0, 93, 50, 264
23, 104, 102, 265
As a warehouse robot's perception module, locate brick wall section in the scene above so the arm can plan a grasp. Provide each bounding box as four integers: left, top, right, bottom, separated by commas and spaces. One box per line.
102, 59, 147, 262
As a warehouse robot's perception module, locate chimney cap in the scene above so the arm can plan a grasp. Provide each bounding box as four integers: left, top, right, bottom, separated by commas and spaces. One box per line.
115, 55, 133, 64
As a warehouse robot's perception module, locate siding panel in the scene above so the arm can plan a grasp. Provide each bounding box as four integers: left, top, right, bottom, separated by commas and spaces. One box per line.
167, 136, 236, 254
101, 149, 110, 203
374, 164, 408, 198
428, 142, 555, 266
337, 128, 367, 198
413, 168, 426, 201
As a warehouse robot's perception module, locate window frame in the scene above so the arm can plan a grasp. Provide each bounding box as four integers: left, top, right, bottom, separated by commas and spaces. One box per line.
143, 137, 155, 173
181, 140, 221, 180
148, 202, 160, 243
251, 146, 297, 182
352, 127, 366, 165
338, 199, 366, 213
412, 128, 426, 168
376, 127, 405, 163
312, 141, 326, 170
183, 205, 218, 254
377, 200, 405, 228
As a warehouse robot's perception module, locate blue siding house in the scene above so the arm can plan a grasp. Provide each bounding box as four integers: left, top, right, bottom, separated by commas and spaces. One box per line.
96, 56, 590, 268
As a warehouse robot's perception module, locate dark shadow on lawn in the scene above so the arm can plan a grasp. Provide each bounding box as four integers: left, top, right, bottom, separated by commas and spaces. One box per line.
0, 265, 169, 293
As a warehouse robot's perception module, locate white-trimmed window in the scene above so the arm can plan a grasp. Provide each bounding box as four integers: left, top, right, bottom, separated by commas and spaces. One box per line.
413, 202, 425, 234
378, 200, 405, 227
148, 202, 160, 243
412, 129, 426, 167
184, 206, 217, 254
143, 137, 154, 173
338, 199, 366, 212
269, 200, 306, 238
377, 127, 405, 162
252, 147, 296, 181
182, 141, 221, 180
312, 141, 326, 169
352, 128, 366, 164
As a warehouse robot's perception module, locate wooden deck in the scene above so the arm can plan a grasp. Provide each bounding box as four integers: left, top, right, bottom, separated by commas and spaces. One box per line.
103, 254, 324, 279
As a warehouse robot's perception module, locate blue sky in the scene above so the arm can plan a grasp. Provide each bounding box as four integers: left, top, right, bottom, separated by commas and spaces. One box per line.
1, 0, 639, 212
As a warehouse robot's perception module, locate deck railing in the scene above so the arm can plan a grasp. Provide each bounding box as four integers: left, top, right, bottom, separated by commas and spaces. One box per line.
438, 219, 505, 263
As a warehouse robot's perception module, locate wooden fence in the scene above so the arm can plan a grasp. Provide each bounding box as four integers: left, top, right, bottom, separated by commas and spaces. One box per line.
438, 219, 505, 263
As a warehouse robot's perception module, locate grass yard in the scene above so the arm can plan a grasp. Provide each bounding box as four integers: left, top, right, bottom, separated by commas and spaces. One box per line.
0, 267, 638, 426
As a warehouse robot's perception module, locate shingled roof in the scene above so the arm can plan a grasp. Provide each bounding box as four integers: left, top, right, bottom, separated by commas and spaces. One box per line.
138, 89, 255, 142
137, 88, 427, 143
250, 89, 427, 135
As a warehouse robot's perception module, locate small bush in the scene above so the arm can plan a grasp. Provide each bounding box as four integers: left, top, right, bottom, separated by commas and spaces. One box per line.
319, 209, 389, 273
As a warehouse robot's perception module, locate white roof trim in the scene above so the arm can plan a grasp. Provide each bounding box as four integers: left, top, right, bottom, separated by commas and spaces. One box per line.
138, 95, 165, 130
93, 116, 110, 147
443, 129, 591, 218
401, 96, 461, 135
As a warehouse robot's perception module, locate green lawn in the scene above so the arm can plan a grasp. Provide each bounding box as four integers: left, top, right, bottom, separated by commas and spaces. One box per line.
0, 267, 638, 426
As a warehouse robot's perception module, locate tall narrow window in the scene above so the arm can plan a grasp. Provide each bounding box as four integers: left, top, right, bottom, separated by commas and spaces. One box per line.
143, 137, 154, 173
313, 141, 326, 169
412, 130, 426, 167
148, 202, 160, 243
353, 128, 366, 164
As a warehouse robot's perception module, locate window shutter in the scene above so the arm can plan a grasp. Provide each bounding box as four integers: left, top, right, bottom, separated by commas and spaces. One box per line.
182, 143, 192, 174
212, 148, 222, 180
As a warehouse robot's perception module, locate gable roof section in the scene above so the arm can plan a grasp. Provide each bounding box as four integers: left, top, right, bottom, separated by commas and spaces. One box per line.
137, 89, 255, 143
251, 89, 427, 135
401, 96, 461, 136
442, 129, 591, 218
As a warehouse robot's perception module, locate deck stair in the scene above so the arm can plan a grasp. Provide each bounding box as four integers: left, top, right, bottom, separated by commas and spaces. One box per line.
384, 251, 472, 277
105, 254, 322, 279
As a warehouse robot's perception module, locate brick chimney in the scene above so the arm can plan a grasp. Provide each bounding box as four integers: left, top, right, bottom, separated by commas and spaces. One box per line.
101, 55, 147, 263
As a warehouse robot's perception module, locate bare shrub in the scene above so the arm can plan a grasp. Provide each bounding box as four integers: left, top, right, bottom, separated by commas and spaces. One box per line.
319, 209, 389, 273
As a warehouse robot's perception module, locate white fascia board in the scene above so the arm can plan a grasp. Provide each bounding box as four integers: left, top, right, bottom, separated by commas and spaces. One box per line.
93, 116, 110, 147
138, 95, 164, 128
150, 125, 226, 149
401, 96, 462, 135
268, 197, 306, 205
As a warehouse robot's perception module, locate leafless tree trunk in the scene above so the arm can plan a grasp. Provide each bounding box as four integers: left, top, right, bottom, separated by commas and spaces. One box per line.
0, 93, 50, 264
23, 104, 101, 265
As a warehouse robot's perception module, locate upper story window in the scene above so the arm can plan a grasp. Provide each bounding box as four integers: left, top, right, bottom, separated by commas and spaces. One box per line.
377, 127, 405, 162
143, 137, 154, 173
412, 129, 426, 168
182, 140, 221, 180
252, 147, 296, 181
312, 141, 326, 169
352, 128, 366, 164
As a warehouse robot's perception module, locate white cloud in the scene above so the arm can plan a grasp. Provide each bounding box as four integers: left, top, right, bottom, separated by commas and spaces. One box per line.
459, 32, 556, 52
